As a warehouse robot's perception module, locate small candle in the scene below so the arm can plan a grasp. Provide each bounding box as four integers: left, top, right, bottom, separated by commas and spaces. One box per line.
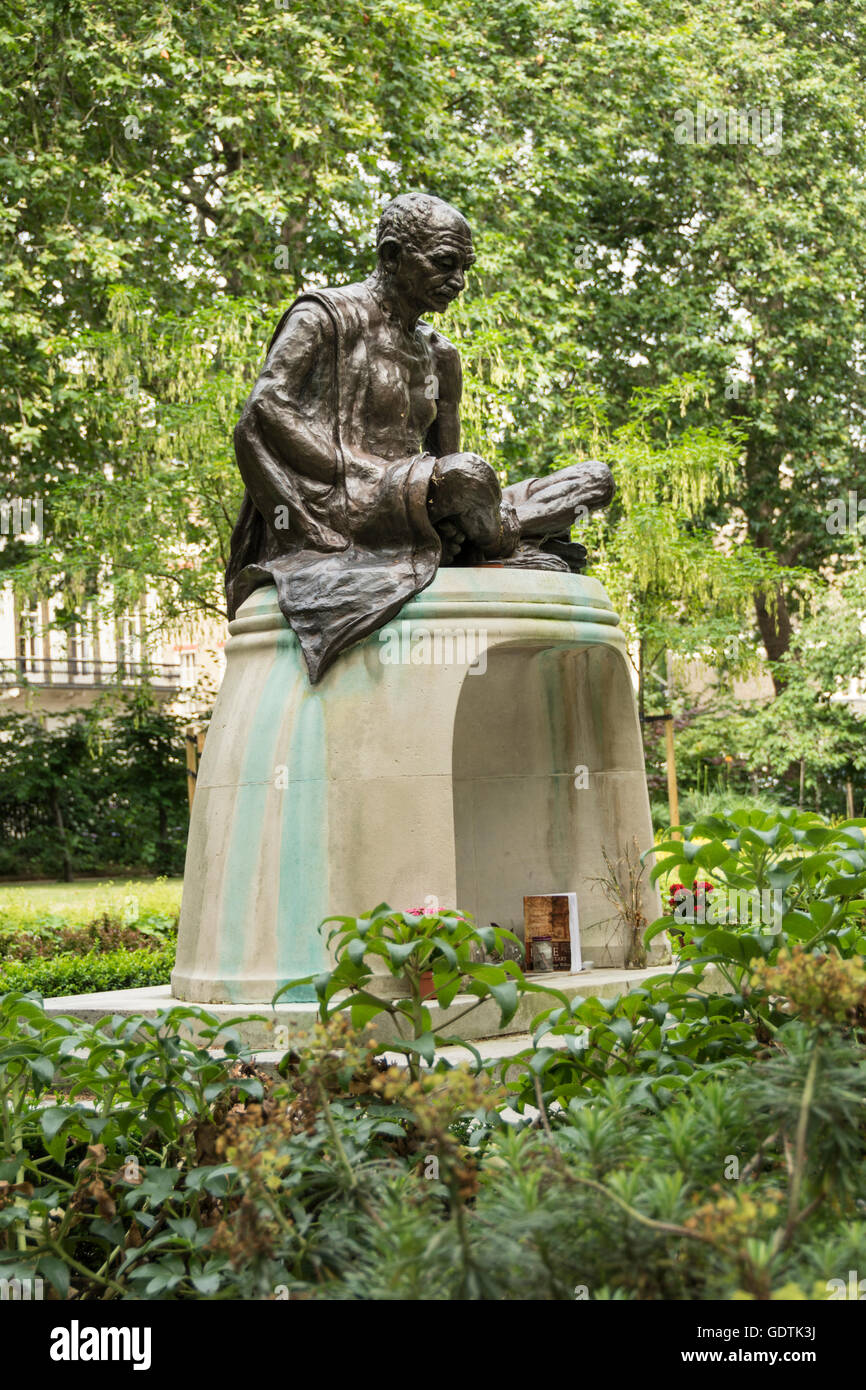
532, 936, 554, 972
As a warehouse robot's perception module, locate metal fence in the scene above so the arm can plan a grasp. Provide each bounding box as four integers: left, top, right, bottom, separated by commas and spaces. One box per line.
0, 657, 180, 689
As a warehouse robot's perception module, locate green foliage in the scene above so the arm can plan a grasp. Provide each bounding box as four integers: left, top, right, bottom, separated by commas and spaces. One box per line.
502, 808, 866, 1111
577, 377, 798, 678
0, 914, 176, 961
649, 809, 866, 949
667, 569, 866, 816
0, 906, 176, 962
0, 992, 265, 1298
2, 981, 865, 1300
6, 0, 866, 670
0, 945, 174, 997
650, 786, 788, 834
278, 904, 565, 1080
0, 877, 181, 931
0, 697, 189, 878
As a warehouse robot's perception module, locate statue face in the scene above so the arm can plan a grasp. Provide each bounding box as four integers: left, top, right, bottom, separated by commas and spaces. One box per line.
382, 218, 475, 316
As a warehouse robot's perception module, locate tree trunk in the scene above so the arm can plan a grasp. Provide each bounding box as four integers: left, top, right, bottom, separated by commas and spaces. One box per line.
50, 792, 73, 883
638, 637, 645, 722
754, 586, 793, 691
799, 759, 805, 810
846, 778, 855, 819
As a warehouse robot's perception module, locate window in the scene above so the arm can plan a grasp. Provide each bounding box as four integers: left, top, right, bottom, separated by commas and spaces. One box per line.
16, 601, 41, 677
179, 650, 197, 689
116, 613, 143, 679
68, 613, 95, 680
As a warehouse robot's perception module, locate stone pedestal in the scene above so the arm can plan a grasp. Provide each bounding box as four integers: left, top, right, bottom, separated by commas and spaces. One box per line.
172, 568, 660, 1005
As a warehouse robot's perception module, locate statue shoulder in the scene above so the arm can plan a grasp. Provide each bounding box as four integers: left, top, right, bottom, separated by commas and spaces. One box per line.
266, 283, 369, 359
266, 296, 334, 360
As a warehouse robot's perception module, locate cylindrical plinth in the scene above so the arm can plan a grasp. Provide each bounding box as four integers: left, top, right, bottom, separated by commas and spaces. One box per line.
172, 568, 659, 1003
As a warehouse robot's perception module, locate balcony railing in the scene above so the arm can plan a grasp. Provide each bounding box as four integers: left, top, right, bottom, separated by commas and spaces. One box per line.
0, 656, 181, 690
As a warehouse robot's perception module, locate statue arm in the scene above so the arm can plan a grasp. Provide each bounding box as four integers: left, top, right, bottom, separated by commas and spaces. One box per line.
234, 305, 343, 506
424, 334, 462, 457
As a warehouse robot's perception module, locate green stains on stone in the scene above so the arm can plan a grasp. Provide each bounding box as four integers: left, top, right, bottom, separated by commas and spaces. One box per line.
217, 642, 287, 1004
275, 687, 328, 1002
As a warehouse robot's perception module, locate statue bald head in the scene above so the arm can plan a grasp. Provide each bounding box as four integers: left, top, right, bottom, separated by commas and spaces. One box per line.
374, 193, 474, 318
376, 193, 472, 257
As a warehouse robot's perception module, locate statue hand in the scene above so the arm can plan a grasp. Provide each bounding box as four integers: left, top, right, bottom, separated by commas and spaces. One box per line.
429, 451, 502, 548
437, 518, 467, 563
485, 499, 520, 559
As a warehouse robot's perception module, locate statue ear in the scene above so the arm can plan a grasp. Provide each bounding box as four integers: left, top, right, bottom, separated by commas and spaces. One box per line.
378, 236, 402, 272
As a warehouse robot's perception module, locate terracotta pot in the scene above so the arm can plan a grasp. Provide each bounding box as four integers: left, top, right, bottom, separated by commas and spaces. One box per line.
419, 970, 436, 999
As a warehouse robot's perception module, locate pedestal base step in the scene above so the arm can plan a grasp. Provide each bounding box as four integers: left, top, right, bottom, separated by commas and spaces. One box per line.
41, 965, 687, 1051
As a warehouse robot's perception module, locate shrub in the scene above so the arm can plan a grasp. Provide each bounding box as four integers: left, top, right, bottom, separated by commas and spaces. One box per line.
0, 696, 191, 880
501, 809, 866, 1112
278, 904, 565, 1079
0, 945, 175, 997
1, 989, 865, 1301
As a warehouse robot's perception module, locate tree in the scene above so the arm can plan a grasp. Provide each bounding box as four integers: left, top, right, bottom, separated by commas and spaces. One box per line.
670, 564, 866, 814
4, 0, 866, 677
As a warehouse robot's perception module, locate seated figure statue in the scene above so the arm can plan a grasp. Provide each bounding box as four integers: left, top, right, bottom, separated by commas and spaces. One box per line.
226, 192, 614, 682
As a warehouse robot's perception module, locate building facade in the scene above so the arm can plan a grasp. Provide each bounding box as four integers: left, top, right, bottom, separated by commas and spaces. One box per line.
0, 585, 226, 720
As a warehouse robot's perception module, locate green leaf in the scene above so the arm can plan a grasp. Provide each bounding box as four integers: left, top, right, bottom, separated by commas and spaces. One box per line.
432, 975, 463, 1009
529, 1047, 556, 1073
386, 940, 422, 967
372, 1121, 407, 1138
347, 938, 367, 965
40, 1106, 72, 1141
38, 1256, 70, 1298
349, 997, 385, 1030
28, 1055, 56, 1088
430, 936, 458, 967
488, 980, 519, 1027
608, 1017, 633, 1047
191, 1271, 223, 1294
406, 1032, 436, 1065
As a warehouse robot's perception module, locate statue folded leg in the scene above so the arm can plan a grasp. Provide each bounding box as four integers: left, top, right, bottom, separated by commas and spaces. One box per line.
499, 460, 615, 572
429, 455, 614, 573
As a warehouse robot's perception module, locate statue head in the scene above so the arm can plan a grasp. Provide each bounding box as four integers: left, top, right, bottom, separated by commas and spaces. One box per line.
375, 193, 475, 316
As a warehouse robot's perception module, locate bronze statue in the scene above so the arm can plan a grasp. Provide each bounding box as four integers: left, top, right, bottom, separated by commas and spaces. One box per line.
226, 193, 614, 682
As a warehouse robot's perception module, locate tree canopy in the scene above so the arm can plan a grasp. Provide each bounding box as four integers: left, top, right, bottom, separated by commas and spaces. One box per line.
2, 0, 865, 702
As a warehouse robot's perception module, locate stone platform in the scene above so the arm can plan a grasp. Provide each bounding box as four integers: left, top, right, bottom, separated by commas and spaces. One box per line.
43, 963, 676, 1052
172, 567, 661, 1008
